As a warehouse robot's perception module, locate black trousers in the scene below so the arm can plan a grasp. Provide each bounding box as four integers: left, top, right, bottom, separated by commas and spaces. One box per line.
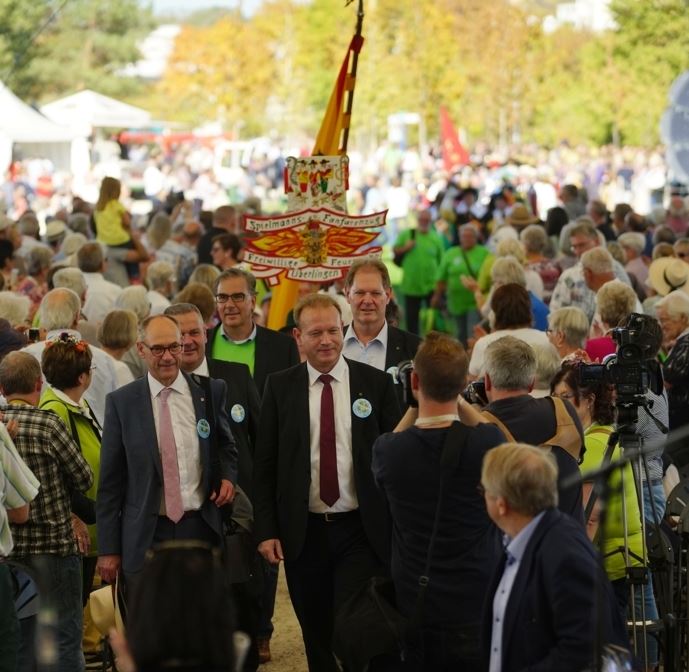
284, 511, 385, 672
404, 293, 433, 336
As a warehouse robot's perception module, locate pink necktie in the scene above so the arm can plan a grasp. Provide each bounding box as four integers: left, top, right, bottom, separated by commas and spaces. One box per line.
318, 374, 340, 507
158, 387, 184, 523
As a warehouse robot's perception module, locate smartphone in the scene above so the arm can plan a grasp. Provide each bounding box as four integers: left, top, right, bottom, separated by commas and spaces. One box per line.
28, 328, 40, 343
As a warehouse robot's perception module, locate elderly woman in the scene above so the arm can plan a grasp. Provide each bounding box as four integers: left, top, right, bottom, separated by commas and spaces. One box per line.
547, 306, 590, 360
656, 291, 689, 431
145, 260, 175, 315
521, 224, 561, 304
39, 332, 102, 605
468, 283, 550, 378
618, 232, 649, 288
586, 280, 637, 362
97, 310, 137, 386
115, 286, 151, 379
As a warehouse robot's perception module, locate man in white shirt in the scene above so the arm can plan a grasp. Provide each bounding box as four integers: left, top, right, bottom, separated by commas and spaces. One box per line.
77, 242, 122, 323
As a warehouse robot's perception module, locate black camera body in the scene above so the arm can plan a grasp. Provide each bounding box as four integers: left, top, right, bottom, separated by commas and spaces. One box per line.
462, 380, 488, 406
396, 360, 417, 408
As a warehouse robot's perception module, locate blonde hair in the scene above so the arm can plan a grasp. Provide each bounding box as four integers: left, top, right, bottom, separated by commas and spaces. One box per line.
481, 442, 558, 516
496, 239, 526, 264
96, 176, 121, 211
596, 280, 636, 328
98, 309, 138, 350
548, 307, 589, 348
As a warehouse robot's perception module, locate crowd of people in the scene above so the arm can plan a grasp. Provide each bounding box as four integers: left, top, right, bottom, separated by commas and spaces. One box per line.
0, 155, 686, 672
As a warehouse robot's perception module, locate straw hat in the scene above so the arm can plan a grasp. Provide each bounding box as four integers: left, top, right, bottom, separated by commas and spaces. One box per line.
648, 257, 689, 296
506, 204, 538, 229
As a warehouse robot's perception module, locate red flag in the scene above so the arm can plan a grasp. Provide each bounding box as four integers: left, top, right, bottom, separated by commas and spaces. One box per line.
440, 106, 470, 171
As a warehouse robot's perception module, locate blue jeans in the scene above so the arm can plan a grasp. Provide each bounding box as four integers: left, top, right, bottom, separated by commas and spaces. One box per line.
631, 480, 666, 666
15, 555, 84, 672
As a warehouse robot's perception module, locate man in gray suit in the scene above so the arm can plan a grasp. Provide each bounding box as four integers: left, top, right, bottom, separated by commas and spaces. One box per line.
96, 314, 238, 583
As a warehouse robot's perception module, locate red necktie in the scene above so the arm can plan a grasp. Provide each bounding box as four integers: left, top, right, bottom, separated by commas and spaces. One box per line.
318, 374, 340, 507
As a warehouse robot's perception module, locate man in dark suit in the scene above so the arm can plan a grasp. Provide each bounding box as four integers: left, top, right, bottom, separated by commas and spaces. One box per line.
165, 302, 260, 499
480, 442, 628, 672
254, 293, 401, 672
96, 314, 238, 583
206, 267, 300, 395
342, 259, 421, 407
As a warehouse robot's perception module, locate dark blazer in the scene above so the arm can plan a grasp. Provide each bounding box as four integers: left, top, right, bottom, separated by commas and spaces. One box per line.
206, 323, 300, 396
385, 325, 422, 408
253, 358, 401, 564
205, 359, 261, 499
97, 372, 238, 575
481, 508, 628, 672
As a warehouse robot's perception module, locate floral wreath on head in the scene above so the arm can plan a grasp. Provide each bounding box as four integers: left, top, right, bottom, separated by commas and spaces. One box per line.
44, 331, 88, 353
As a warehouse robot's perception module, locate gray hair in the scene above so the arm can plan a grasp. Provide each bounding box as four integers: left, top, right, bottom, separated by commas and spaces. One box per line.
548, 307, 589, 348
52, 267, 87, 299
596, 280, 636, 328
145, 260, 175, 291
581, 247, 613, 275
38, 288, 81, 330
520, 224, 548, 254
656, 291, 689, 320
532, 343, 562, 391
67, 213, 91, 237
483, 336, 536, 390
0, 291, 31, 326
18, 212, 39, 237
617, 232, 646, 256
495, 239, 526, 264
114, 285, 150, 322
491, 256, 526, 287
26, 246, 53, 276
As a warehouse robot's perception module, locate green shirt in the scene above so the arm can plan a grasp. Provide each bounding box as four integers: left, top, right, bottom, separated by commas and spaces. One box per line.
436, 244, 490, 315
581, 424, 644, 581
211, 327, 256, 374
395, 229, 446, 297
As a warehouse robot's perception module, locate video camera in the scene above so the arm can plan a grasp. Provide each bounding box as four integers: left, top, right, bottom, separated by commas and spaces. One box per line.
578, 313, 663, 425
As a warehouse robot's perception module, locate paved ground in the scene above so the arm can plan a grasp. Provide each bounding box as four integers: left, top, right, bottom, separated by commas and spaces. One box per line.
259, 568, 307, 671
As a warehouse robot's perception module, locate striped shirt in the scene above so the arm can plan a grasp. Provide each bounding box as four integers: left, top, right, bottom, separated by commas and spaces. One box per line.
0, 422, 40, 556
2, 403, 93, 557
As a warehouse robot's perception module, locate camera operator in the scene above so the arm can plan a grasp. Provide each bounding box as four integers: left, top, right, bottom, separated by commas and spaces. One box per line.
372, 332, 506, 671
478, 336, 585, 521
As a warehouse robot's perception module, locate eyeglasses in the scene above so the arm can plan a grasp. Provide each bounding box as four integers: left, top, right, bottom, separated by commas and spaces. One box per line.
215, 292, 250, 304
141, 342, 182, 357
551, 391, 575, 401
351, 290, 386, 299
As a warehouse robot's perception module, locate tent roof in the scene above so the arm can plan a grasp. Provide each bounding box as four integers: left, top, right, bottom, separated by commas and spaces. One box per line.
0, 82, 76, 143
41, 89, 151, 129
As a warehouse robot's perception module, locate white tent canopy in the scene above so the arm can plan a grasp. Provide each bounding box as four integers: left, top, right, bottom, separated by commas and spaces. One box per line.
41, 89, 152, 132
0, 81, 83, 172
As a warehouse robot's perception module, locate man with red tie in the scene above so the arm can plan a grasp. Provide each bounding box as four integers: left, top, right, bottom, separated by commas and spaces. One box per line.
254, 294, 401, 672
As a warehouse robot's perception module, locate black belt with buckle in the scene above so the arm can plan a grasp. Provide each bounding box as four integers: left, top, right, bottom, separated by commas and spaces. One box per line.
310, 510, 358, 523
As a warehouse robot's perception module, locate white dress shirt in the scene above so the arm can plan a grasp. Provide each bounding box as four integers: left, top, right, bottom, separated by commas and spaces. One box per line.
82, 272, 123, 323
307, 356, 357, 513
342, 321, 388, 371
147, 289, 171, 316
148, 372, 204, 512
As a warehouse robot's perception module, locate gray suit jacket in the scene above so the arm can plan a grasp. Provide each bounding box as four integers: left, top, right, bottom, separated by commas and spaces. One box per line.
96, 372, 238, 574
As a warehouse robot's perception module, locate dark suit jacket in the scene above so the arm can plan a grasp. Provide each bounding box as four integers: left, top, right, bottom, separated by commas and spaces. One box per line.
206, 323, 300, 396
96, 372, 238, 574
385, 325, 422, 408
481, 508, 628, 672
205, 359, 261, 499
253, 358, 401, 564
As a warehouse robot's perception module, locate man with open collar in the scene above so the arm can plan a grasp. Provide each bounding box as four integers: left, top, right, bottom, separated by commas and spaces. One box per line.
343, 258, 421, 407
96, 314, 238, 583
254, 293, 401, 671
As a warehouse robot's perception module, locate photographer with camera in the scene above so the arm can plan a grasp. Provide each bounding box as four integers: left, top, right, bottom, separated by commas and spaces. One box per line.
478, 336, 585, 521
372, 332, 505, 671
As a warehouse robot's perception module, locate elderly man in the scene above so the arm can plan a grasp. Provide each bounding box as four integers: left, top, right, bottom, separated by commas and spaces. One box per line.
208, 268, 299, 395
77, 242, 123, 322
0, 352, 92, 672
481, 442, 627, 672
550, 220, 631, 321
343, 259, 421, 405
22, 288, 120, 426
97, 314, 238, 584
254, 294, 400, 671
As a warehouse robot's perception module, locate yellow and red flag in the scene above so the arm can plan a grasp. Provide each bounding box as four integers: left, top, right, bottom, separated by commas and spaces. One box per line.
267, 33, 365, 330
440, 106, 470, 172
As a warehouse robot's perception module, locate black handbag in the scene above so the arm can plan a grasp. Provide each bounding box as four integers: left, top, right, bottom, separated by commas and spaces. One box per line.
333, 422, 470, 670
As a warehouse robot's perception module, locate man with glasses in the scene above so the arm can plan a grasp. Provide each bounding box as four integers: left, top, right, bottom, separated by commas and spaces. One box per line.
550, 220, 631, 321
208, 268, 299, 395
97, 314, 238, 585
343, 259, 420, 407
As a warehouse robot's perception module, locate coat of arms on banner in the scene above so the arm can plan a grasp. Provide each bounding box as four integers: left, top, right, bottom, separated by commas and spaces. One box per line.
285, 156, 348, 211
242, 155, 386, 285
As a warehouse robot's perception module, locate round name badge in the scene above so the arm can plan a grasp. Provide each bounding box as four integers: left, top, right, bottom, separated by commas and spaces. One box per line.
197, 419, 211, 439
230, 404, 246, 423
352, 398, 372, 419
